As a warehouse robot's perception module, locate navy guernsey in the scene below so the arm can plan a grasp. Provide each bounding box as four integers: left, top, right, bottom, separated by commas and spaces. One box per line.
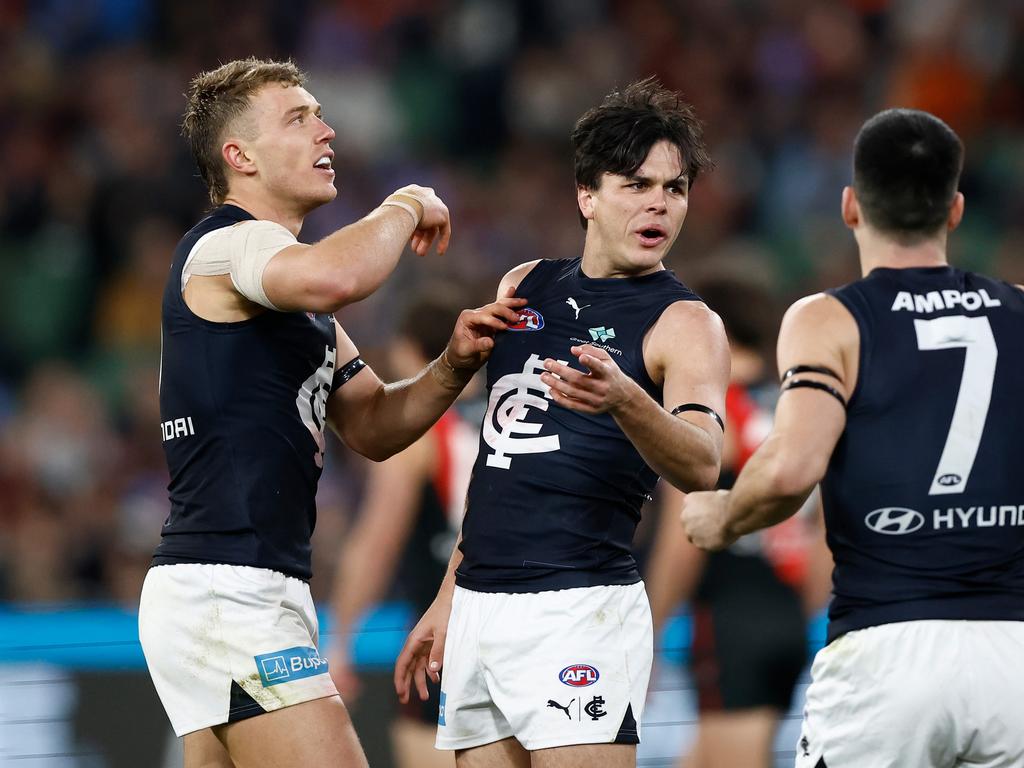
824, 266, 1024, 642
456, 257, 700, 592
153, 205, 339, 580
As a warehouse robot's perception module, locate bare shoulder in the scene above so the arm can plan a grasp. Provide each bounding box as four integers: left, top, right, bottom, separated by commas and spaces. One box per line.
651, 299, 728, 346
496, 260, 542, 300
778, 292, 860, 393
780, 292, 856, 339
645, 299, 729, 384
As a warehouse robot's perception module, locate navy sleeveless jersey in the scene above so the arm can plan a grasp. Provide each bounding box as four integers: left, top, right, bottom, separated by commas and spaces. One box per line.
824, 266, 1024, 641
153, 205, 338, 580
456, 257, 700, 592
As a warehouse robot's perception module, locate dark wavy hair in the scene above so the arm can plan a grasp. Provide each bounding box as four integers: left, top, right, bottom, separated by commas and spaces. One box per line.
571, 77, 713, 228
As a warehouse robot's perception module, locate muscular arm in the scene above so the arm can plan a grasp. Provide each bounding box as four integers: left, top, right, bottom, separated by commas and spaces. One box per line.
327, 293, 524, 461
616, 301, 729, 491
325, 325, 474, 462
541, 300, 730, 491
264, 186, 450, 312
681, 293, 859, 548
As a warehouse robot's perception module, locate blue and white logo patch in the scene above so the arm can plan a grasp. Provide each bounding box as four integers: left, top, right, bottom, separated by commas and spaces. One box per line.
438, 690, 447, 726
254, 646, 329, 687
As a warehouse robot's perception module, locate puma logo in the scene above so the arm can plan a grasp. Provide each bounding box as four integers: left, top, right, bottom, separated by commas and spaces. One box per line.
566, 297, 590, 319
547, 698, 574, 719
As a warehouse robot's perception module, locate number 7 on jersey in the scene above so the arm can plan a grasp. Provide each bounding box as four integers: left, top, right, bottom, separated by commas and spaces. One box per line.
914, 315, 997, 496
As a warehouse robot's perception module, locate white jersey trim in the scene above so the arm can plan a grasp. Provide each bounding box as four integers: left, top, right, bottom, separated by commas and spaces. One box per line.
181, 220, 297, 311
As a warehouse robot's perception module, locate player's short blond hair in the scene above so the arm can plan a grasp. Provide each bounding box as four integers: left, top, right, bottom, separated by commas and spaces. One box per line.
182, 58, 306, 204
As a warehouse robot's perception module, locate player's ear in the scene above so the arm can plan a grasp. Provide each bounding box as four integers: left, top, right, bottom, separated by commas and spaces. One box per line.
841, 186, 859, 230
947, 192, 964, 232
223, 140, 257, 176
577, 184, 596, 223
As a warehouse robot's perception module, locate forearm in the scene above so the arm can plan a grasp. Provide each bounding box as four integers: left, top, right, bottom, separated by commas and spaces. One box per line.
612, 383, 721, 492
354, 356, 473, 461
722, 433, 817, 541
312, 206, 415, 306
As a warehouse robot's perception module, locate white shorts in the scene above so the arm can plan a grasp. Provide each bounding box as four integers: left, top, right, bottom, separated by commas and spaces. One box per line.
795, 620, 1024, 768
437, 582, 652, 752
138, 564, 337, 736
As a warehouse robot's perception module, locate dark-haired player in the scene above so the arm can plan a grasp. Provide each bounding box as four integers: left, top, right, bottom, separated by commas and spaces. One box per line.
395, 78, 730, 767
138, 58, 523, 768
682, 108, 1024, 767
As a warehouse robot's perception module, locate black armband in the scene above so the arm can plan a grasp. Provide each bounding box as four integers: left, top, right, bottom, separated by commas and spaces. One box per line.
332, 356, 366, 391
781, 378, 847, 408
670, 403, 725, 431
782, 364, 842, 382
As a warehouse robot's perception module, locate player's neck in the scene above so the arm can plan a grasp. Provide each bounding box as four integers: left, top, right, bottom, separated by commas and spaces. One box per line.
580, 248, 664, 279
857, 228, 949, 277
222, 189, 305, 237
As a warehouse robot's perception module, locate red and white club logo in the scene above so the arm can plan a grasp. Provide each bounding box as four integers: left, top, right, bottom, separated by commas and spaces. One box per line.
559, 664, 599, 687
508, 308, 545, 332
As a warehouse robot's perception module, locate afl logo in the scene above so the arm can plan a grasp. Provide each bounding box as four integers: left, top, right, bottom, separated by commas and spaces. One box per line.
508, 308, 544, 332
559, 664, 599, 687
864, 507, 925, 535
937, 474, 962, 487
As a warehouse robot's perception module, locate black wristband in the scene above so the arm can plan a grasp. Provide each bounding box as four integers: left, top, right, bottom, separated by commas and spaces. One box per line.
332, 356, 366, 391
781, 378, 847, 408
670, 403, 725, 431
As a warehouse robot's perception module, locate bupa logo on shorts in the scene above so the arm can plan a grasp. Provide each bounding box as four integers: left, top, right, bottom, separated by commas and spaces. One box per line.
559, 663, 599, 687
508, 308, 544, 331
254, 646, 329, 687
865, 507, 925, 535
438, 690, 447, 726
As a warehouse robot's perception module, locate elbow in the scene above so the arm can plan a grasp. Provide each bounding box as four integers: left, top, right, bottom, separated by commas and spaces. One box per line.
683, 457, 720, 492
315, 273, 359, 312
344, 434, 394, 463
764, 451, 824, 501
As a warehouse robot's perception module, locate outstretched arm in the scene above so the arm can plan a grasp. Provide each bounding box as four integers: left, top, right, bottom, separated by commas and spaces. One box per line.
680, 293, 858, 549
327, 290, 526, 461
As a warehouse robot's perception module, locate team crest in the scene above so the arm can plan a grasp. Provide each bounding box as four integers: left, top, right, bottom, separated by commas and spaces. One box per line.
482, 353, 563, 469
508, 308, 544, 331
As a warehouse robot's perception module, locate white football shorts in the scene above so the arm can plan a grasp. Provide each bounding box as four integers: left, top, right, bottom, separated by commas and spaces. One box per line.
436, 581, 652, 752
795, 620, 1024, 768
138, 564, 338, 736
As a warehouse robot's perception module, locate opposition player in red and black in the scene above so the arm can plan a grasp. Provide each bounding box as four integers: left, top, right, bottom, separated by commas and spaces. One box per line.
647, 275, 831, 768
329, 290, 482, 768
395, 79, 730, 768
138, 58, 523, 768
682, 109, 1024, 766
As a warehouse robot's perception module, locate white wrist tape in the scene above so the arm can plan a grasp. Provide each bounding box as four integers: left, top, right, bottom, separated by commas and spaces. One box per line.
380, 193, 423, 227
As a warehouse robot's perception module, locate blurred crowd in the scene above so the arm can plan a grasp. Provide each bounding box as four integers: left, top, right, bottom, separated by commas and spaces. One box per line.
1, 0, 1022, 605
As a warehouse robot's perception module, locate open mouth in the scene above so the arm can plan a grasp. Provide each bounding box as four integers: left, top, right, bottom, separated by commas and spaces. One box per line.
314, 155, 334, 173
636, 226, 667, 246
